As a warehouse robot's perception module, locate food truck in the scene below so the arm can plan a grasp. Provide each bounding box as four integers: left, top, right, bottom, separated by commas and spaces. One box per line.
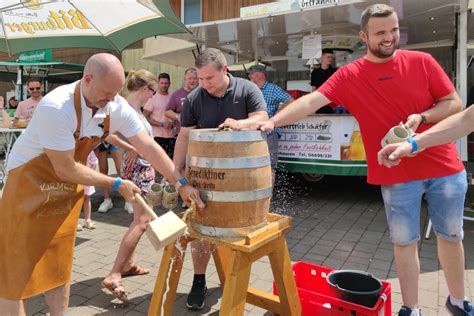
139, 0, 472, 182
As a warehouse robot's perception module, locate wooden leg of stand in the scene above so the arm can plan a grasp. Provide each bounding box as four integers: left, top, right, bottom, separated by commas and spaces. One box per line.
212, 246, 232, 286
148, 237, 189, 316
219, 250, 251, 315
269, 236, 301, 316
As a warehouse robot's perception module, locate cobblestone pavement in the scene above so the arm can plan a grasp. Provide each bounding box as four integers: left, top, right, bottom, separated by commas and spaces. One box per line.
13, 172, 474, 315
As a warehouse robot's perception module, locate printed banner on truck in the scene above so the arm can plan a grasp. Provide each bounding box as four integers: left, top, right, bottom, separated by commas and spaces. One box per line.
278, 115, 366, 161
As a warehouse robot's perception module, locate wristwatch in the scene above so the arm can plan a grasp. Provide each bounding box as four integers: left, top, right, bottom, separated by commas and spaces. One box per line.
175, 176, 189, 191
419, 113, 427, 125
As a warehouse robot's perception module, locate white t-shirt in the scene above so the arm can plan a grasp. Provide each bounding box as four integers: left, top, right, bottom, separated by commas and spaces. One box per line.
7, 81, 144, 171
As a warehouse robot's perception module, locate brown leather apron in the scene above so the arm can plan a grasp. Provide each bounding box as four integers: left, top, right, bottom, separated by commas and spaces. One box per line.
0, 83, 110, 300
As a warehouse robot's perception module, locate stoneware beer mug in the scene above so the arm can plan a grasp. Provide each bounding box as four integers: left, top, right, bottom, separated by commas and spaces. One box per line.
162, 184, 179, 209
147, 183, 163, 207
381, 123, 415, 148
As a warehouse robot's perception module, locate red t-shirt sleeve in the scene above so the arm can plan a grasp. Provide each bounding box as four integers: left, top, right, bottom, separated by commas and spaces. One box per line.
316, 68, 347, 107
425, 54, 455, 100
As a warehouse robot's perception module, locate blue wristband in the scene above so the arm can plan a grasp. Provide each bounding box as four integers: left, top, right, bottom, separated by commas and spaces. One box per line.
406, 137, 418, 154
113, 177, 122, 190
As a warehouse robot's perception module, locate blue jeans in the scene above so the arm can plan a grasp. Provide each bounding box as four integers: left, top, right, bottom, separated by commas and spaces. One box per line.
381, 170, 467, 245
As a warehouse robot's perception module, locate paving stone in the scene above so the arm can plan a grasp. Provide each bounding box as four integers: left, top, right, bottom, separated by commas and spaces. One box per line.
308, 244, 334, 256
42, 173, 474, 315
369, 259, 392, 271
335, 240, 357, 252
66, 305, 105, 315
26, 295, 48, 314
326, 250, 351, 261
353, 241, 379, 253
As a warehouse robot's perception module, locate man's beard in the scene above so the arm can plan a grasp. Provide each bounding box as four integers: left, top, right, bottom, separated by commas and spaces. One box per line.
368, 40, 399, 59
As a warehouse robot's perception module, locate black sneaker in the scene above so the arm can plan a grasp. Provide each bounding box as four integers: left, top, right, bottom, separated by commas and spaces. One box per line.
186, 280, 207, 310
398, 306, 422, 316
446, 296, 474, 316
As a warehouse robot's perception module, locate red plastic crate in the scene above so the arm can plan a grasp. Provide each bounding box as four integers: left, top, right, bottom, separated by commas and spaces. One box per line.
274, 262, 392, 315
286, 90, 309, 100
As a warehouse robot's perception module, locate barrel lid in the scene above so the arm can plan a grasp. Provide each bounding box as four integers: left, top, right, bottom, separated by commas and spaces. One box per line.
189, 129, 266, 142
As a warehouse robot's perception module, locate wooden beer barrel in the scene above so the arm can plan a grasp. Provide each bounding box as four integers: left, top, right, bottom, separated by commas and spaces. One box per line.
187, 129, 272, 238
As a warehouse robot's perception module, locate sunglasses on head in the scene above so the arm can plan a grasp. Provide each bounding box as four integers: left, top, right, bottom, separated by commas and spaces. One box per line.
147, 86, 156, 95
29, 87, 41, 91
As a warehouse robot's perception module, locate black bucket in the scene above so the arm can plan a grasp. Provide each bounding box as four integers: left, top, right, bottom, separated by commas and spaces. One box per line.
326, 270, 383, 308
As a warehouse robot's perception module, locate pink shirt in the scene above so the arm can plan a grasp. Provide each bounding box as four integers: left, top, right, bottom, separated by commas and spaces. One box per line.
143, 93, 173, 138
14, 97, 40, 120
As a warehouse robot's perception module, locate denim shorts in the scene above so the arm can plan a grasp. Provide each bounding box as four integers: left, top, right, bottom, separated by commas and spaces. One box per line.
381, 170, 467, 245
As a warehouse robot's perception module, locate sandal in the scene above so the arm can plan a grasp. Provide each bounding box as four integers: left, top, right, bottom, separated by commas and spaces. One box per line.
83, 220, 96, 230
101, 279, 128, 303
122, 265, 150, 277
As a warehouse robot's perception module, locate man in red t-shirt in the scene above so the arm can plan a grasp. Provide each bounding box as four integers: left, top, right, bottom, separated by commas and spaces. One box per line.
259, 4, 471, 316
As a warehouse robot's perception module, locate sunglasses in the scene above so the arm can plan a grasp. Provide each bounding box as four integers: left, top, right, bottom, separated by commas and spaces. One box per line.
147, 86, 156, 95
29, 87, 41, 91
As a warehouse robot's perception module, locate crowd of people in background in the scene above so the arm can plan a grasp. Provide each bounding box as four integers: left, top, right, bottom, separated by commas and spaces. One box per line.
1, 10, 473, 312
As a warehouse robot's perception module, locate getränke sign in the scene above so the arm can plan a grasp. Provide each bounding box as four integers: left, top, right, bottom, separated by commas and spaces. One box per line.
301, 0, 339, 8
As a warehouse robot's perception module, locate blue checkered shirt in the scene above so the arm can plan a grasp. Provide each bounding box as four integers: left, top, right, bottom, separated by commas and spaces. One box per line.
260, 81, 291, 134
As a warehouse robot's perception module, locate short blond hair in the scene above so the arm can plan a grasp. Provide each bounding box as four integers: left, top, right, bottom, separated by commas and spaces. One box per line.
125, 69, 157, 92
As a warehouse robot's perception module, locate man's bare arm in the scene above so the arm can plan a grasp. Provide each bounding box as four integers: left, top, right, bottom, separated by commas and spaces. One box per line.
129, 129, 204, 207
172, 126, 194, 171
272, 92, 331, 128
128, 130, 181, 183
421, 92, 463, 124
378, 105, 474, 167
276, 98, 294, 113
44, 148, 139, 201
105, 134, 139, 154
415, 105, 474, 150
165, 110, 180, 122
218, 111, 269, 130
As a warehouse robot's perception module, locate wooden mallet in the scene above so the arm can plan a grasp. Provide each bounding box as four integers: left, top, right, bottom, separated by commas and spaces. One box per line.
134, 193, 187, 251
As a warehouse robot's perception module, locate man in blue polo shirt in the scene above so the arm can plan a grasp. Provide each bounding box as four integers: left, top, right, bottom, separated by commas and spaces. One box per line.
248, 65, 293, 182
173, 48, 268, 310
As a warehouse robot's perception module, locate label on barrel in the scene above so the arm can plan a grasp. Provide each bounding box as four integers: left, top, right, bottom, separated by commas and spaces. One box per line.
187, 167, 227, 190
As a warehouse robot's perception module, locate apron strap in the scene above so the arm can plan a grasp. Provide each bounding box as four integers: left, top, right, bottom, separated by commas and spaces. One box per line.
73, 82, 82, 140
103, 114, 110, 139
73, 81, 111, 141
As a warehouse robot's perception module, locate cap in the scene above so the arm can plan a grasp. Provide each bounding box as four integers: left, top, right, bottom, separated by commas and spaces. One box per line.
248, 65, 266, 74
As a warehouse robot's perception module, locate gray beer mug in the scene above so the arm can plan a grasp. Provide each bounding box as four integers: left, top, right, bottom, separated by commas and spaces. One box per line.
381, 123, 415, 148
147, 183, 163, 207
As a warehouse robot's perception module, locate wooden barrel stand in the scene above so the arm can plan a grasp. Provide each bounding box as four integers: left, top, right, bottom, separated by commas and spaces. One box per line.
147, 213, 301, 316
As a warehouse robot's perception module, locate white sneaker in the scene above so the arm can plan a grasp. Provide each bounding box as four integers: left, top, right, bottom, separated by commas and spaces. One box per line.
77, 224, 83, 231
98, 198, 113, 213
124, 202, 134, 215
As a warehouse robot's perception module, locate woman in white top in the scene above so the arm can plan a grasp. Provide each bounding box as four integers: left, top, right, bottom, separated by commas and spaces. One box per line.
102, 70, 160, 302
